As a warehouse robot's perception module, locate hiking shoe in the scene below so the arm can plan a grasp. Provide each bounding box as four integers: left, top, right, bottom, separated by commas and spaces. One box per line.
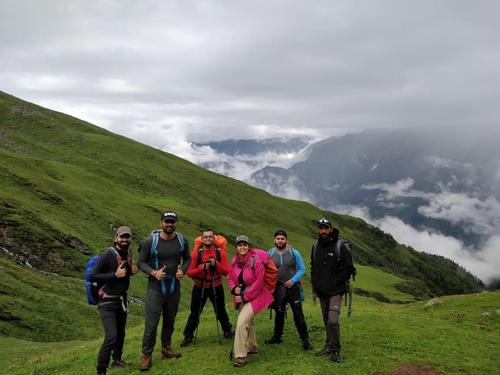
331, 351, 343, 363
223, 329, 234, 339
180, 336, 193, 347
232, 357, 247, 367
265, 336, 282, 344
315, 346, 333, 357
139, 354, 151, 371
247, 347, 259, 355
161, 345, 181, 359
302, 338, 313, 350
111, 359, 127, 367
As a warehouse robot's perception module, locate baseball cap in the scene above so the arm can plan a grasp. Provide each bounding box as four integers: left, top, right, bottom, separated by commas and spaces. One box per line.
317, 217, 332, 227
115, 226, 132, 237
274, 229, 287, 238
235, 235, 250, 245
161, 211, 177, 222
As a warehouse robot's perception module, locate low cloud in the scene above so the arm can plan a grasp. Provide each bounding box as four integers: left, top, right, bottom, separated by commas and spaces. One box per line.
335, 205, 500, 284
362, 178, 500, 236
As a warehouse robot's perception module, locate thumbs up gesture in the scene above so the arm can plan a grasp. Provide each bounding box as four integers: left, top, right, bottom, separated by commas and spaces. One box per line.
115, 261, 127, 278
152, 265, 166, 281
175, 264, 184, 280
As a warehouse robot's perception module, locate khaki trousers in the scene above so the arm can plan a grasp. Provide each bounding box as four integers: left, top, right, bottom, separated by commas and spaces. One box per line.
233, 302, 258, 358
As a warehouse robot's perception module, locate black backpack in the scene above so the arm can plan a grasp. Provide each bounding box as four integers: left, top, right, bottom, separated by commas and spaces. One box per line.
312, 238, 357, 317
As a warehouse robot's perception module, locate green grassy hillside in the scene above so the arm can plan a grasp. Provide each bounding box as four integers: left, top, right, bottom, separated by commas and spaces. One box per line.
0, 290, 498, 375
0, 91, 483, 342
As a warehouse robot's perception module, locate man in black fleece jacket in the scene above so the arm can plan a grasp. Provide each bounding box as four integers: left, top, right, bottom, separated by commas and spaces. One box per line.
311, 218, 354, 363
90, 226, 137, 375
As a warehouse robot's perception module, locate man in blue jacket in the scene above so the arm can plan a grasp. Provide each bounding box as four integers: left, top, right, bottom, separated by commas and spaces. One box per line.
266, 229, 312, 350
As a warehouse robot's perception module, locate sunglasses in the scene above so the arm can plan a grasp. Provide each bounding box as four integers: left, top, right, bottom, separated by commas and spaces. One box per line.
163, 219, 176, 224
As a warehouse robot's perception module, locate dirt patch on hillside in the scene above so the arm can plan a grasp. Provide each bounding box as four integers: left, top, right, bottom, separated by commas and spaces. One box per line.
373, 363, 443, 375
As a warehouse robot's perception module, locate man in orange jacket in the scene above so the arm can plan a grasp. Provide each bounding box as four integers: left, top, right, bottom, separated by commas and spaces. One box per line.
181, 230, 233, 346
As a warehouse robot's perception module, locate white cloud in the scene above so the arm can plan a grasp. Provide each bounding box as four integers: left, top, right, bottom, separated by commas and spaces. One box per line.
361, 178, 500, 236
362, 178, 417, 199
335, 205, 500, 283
418, 193, 500, 235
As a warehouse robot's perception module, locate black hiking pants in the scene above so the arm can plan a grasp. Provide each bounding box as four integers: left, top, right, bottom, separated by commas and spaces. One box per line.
97, 299, 127, 373
183, 283, 232, 338
142, 286, 180, 355
273, 285, 309, 340
319, 294, 342, 352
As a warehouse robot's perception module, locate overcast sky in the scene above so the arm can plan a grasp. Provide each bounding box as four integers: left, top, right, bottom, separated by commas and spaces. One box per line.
1, 0, 499, 148
2, 1, 500, 280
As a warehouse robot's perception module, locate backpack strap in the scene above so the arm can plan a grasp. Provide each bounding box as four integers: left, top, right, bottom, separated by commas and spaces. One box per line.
177, 232, 185, 251
150, 231, 168, 295
98, 247, 124, 298
312, 240, 319, 261
197, 246, 222, 265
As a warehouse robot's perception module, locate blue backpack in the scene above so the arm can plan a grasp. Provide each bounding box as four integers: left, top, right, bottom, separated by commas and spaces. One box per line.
85, 255, 100, 305
150, 230, 185, 295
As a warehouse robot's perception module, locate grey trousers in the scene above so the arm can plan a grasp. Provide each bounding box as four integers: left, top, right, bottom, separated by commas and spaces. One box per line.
141, 286, 180, 355
319, 295, 342, 352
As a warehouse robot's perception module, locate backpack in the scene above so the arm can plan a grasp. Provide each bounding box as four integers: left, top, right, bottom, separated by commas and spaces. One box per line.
193, 235, 225, 265
85, 247, 124, 305
250, 249, 278, 294
150, 230, 186, 295
312, 238, 357, 317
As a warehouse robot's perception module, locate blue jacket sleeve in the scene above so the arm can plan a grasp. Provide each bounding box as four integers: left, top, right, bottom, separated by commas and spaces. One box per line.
290, 248, 306, 284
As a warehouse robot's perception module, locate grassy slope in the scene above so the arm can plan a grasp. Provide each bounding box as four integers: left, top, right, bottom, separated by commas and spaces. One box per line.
0, 291, 498, 375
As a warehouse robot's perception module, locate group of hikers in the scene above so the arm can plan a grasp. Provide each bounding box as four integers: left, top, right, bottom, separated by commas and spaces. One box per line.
89, 211, 355, 374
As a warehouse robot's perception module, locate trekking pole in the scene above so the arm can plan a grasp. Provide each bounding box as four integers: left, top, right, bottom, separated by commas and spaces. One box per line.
211, 268, 222, 345
194, 268, 207, 344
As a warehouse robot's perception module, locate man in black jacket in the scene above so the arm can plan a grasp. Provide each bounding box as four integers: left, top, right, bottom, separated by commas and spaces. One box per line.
91, 226, 138, 375
311, 218, 355, 363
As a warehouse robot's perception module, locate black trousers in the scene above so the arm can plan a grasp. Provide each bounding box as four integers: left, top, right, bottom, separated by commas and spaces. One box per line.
183, 283, 232, 338
319, 295, 342, 351
273, 285, 309, 340
142, 286, 180, 355
97, 300, 127, 373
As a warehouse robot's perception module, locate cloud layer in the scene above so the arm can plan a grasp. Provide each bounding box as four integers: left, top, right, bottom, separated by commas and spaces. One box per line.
2, 0, 500, 150
335, 204, 500, 284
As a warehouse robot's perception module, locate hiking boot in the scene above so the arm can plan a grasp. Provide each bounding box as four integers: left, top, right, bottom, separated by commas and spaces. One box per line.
247, 347, 259, 355
180, 336, 193, 347
331, 351, 343, 363
161, 345, 181, 359
111, 359, 127, 367
223, 329, 234, 339
302, 338, 313, 350
265, 335, 282, 344
315, 346, 333, 357
139, 354, 151, 371
232, 357, 247, 367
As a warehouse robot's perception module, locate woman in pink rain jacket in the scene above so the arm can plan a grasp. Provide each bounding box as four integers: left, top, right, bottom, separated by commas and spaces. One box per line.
227, 235, 273, 367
